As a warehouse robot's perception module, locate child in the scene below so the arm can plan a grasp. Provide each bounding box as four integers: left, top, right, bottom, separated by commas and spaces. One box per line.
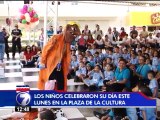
85, 51, 92, 61
148, 70, 158, 98
112, 46, 122, 66
103, 48, 109, 59
139, 86, 157, 120
103, 64, 114, 85
94, 52, 101, 64
68, 55, 79, 79
85, 63, 93, 79
83, 65, 104, 89
122, 49, 130, 60
74, 62, 86, 82
146, 58, 152, 70
108, 49, 113, 60
129, 52, 138, 66
82, 57, 88, 65
98, 49, 105, 61
152, 50, 159, 72
86, 44, 92, 53
90, 44, 97, 55
136, 44, 141, 52
106, 57, 113, 64
88, 54, 96, 67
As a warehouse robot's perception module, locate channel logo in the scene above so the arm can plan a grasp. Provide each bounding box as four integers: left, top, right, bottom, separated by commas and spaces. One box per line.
16, 85, 31, 106
16, 92, 31, 106
15, 85, 31, 112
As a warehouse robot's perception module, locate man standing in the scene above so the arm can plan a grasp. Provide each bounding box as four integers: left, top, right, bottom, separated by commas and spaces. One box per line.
140, 26, 148, 39
0, 29, 5, 62
57, 26, 63, 34
2, 27, 10, 59
38, 22, 81, 91
130, 25, 138, 39
11, 24, 22, 59
47, 26, 54, 38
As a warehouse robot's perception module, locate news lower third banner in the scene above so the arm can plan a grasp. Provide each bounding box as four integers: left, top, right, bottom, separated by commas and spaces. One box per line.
0, 90, 156, 107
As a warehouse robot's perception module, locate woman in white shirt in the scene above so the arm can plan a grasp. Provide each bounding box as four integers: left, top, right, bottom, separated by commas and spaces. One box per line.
137, 34, 145, 45
103, 34, 112, 48
147, 33, 157, 48
94, 34, 105, 49
130, 33, 139, 50
105, 27, 114, 42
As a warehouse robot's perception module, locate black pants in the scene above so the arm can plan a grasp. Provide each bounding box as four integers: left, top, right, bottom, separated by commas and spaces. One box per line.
12, 40, 21, 57
21, 60, 35, 67
49, 67, 64, 90
5, 40, 9, 57
105, 83, 125, 92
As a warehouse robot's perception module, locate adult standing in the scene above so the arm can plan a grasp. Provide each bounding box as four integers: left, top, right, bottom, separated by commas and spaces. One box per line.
39, 28, 44, 50
57, 26, 63, 34
130, 25, 138, 39
92, 24, 103, 39
2, 27, 10, 59
47, 26, 54, 38
11, 24, 22, 59
82, 24, 91, 35
0, 28, 5, 62
38, 22, 81, 91
105, 27, 114, 42
140, 26, 148, 39
112, 27, 119, 41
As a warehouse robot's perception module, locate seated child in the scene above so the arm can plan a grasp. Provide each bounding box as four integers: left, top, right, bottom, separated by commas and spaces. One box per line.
83, 65, 104, 89
103, 63, 114, 85
74, 61, 86, 82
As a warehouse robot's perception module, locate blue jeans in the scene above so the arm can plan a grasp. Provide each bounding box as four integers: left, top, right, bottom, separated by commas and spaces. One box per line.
0, 43, 5, 60
40, 41, 43, 50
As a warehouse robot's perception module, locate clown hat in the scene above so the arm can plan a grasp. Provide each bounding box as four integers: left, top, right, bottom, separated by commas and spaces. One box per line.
67, 21, 80, 28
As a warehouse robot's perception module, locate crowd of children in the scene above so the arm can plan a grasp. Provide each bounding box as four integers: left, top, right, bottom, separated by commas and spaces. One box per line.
68, 24, 160, 119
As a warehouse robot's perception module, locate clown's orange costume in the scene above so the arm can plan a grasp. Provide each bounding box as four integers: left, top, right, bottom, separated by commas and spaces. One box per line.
37, 22, 80, 92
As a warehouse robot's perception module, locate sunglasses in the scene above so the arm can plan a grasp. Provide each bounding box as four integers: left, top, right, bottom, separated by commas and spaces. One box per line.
27, 48, 31, 49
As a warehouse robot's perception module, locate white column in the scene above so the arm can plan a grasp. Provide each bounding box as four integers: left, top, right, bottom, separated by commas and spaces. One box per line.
54, 1, 58, 35
43, 1, 48, 46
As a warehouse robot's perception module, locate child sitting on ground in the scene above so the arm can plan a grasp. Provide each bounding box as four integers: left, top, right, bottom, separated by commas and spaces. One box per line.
83, 65, 104, 91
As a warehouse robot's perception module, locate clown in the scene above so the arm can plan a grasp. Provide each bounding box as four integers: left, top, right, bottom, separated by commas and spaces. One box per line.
38, 22, 81, 91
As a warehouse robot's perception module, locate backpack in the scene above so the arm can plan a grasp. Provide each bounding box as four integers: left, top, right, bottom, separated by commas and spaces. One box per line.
0, 32, 5, 43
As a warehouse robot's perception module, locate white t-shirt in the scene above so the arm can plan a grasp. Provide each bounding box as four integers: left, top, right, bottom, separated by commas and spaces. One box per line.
105, 32, 114, 42
130, 38, 138, 44
137, 38, 145, 44
147, 37, 155, 43
93, 30, 103, 39
154, 37, 160, 43
95, 39, 104, 45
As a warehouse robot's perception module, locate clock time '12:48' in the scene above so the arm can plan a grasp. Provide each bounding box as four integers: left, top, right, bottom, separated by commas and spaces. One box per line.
15, 106, 31, 112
